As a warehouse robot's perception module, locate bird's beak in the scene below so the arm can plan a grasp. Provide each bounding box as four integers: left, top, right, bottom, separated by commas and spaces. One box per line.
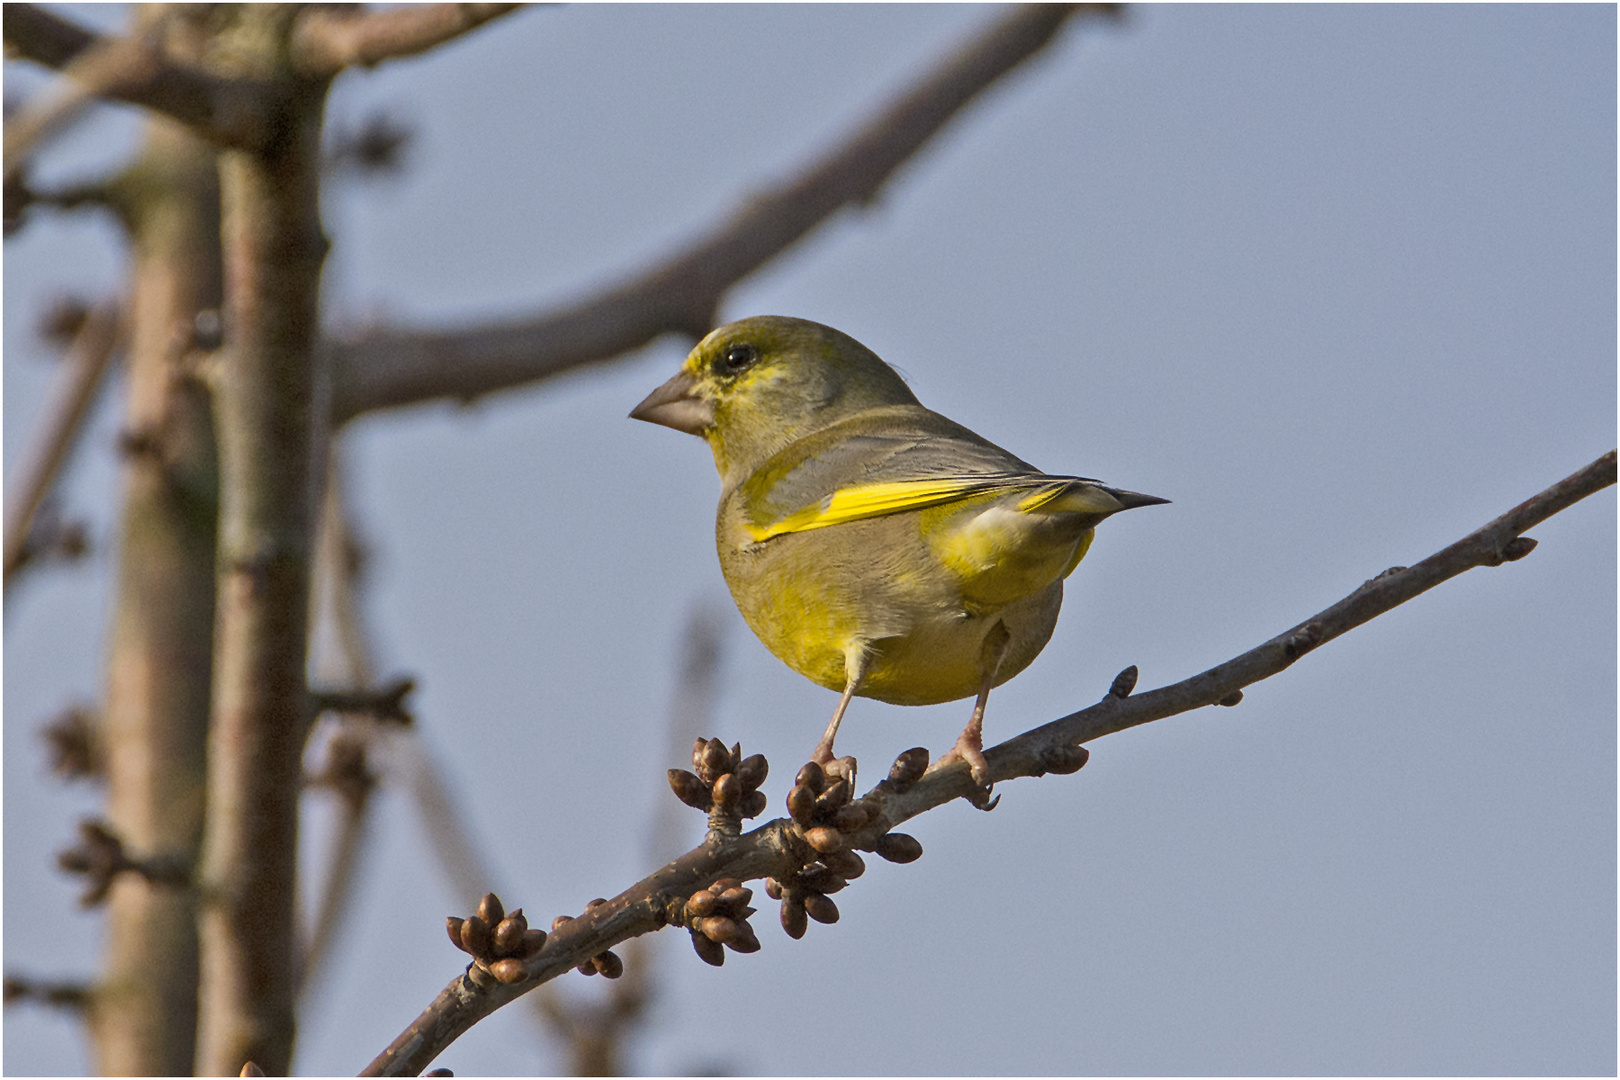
630, 369, 714, 436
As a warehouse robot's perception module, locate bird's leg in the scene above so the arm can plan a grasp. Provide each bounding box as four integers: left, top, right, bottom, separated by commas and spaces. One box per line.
812, 680, 857, 765
812, 647, 867, 784
932, 620, 1011, 789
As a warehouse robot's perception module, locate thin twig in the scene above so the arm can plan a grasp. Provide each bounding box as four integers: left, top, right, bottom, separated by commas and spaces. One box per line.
361, 451, 1614, 1076
328, 3, 1111, 423
2, 301, 122, 588
3, 975, 92, 1012
291, 4, 524, 78
299, 456, 382, 1003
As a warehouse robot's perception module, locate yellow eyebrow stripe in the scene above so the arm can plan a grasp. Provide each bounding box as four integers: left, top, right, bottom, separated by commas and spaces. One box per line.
749, 479, 1015, 542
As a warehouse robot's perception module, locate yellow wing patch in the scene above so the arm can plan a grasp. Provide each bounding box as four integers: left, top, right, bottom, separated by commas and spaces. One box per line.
749, 478, 1012, 542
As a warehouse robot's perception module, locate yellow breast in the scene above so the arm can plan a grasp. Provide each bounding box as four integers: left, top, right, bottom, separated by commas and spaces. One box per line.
716, 498, 1067, 706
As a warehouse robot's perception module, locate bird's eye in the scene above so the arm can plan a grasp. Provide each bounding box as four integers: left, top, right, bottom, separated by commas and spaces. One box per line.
719, 343, 758, 376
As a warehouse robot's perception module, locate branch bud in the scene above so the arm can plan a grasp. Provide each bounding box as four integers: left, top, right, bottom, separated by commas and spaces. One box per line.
803, 892, 840, 925
692, 930, 725, 966
740, 789, 769, 818
786, 782, 817, 825
489, 958, 528, 984
493, 913, 527, 955
888, 747, 929, 791
794, 761, 826, 794
805, 825, 843, 854
797, 867, 846, 894
821, 848, 866, 879
698, 738, 731, 783
460, 915, 492, 958
734, 754, 768, 791
716, 885, 753, 912
832, 801, 877, 831
815, 778, 850, 815
1109, 665, 1138, 698
712, 771, 740, 812
780, 895, 808, 939
696, 916, 737, 944
872, 832, 923, 864
684, 889, 717, 919
668, 768, 712, 809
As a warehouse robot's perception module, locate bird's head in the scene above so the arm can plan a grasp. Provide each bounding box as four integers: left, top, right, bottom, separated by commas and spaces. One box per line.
631, 315, 919, 484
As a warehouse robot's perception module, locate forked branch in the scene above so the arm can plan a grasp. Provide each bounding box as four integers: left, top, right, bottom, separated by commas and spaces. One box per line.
363, 451, 1615, 1076
3, 4, 279, 151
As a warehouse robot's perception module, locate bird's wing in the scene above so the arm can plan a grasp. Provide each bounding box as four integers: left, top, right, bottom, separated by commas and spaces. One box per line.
739, 405, 1119, 542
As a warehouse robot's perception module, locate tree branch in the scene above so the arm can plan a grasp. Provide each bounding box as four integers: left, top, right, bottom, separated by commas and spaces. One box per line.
2, 3, 279, 151
362, 451, 1614, 1076
291, 3, 525, 78
93, 86, 223, 1074
3, 68, 102, 179
2, 301, 122, 588
194, 10, 333, 1075
328, 3, 1113, 423
2, 1, 98, 67
299, 458, 394, 1002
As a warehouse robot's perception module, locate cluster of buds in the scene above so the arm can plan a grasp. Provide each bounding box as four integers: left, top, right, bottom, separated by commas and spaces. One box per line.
767, 748, 932, 938
446, 892, 546, 985
41, 705, 101, 782
757, 759, 852, 938
553, 899, 625, 979
677, 878, 761, 966
57, 819, 188, 907
668, 738, 770, 829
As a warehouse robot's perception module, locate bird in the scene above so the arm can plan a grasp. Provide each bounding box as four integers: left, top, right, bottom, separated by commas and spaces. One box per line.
631, 316, 1165, 790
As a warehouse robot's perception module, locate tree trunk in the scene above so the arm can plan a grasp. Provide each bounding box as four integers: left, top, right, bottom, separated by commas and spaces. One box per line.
91, 8, 222, 1074
194, 7, 332, 1074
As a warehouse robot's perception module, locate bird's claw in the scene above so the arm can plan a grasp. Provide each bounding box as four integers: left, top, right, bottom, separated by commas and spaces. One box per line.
928, 742, 996, 807
808, 746, 858, 789
825, 755, 857, 787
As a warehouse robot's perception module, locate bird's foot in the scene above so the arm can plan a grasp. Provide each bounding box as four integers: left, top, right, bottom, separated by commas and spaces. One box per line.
825, 755, 858, 787
930, 737, 995, 805
809, 743, 858, 788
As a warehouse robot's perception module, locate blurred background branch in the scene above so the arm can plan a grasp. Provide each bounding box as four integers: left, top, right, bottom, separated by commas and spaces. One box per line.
3, 3, 279, 150
327, 3, 1110, 423
2, 301, 121, 589
291, 3, 524, 78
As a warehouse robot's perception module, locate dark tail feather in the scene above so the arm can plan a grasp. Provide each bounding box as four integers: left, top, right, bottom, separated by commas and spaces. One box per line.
1102, 486, 1170, 510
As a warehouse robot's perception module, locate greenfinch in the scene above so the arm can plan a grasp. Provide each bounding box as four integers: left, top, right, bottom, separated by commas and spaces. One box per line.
631, 316, 1165, 788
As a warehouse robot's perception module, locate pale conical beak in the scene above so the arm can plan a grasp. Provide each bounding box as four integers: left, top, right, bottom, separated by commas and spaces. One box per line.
630, 370, 714, 436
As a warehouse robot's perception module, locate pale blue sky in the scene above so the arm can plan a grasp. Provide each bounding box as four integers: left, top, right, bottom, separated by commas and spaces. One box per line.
5, 5, 1614, 1075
